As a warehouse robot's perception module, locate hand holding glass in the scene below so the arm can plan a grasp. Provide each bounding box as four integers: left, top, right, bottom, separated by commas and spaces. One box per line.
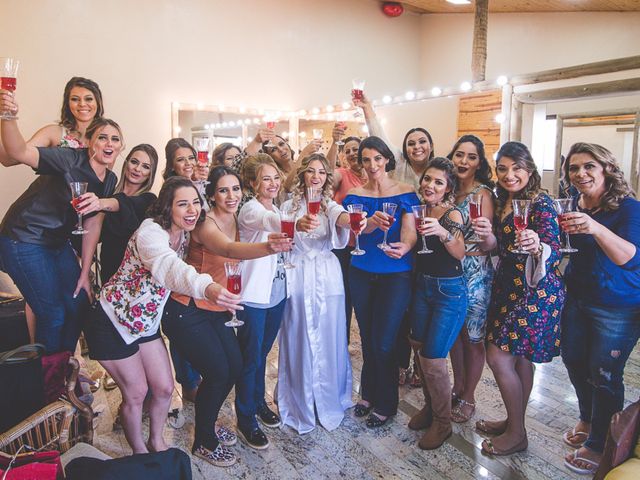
468, 192, 483, 243
511, 199, 531, 255
306, 186, 322, 239
0, 57, 19, 120
223, 261, 244, 327
377, 202, 397, 250
312, 129, 323, 152
347, 204, 366, 256
265, 121, 276, 148
411, 204, 433, 254
553, 198, 579, 253
335, 121, 347, 146
69, 182, 89, 235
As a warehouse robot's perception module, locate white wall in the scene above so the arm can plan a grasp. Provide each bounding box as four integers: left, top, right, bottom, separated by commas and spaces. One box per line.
0, 0, 422, 217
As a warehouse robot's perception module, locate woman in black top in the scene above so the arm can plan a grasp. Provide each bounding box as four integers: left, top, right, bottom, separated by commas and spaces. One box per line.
0, 92, 120, 353
407, 157, 468, 450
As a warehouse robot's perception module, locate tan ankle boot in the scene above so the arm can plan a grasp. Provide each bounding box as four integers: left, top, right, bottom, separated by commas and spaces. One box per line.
418, 356, 452, 450
408, 338, 432, 430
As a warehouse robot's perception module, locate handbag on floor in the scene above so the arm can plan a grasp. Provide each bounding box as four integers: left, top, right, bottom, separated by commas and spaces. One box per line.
0, 449, 63, 480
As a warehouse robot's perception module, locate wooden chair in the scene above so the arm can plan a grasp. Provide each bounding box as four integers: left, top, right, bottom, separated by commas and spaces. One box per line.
0, 357, 94, 455
594, 399, 640, 480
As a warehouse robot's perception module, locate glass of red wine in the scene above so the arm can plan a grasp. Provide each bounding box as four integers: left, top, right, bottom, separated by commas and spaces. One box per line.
553, 198, 578, 253
306, 186, 322, 239
512, 199, 531, 254
223, 261, 244, 327
280, 206, 296, 269
347, 204, 366, 256
411, 204, 433, 254
351, 78, 365, 118
468, 192, 483, 243
69, 182, 89, 235
0, 57, 19, 120
377, 202, 398, 250
265, 120, 276, 148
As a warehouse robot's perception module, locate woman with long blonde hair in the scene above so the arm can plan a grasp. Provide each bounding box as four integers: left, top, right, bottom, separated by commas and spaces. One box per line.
277, 153, 365, 434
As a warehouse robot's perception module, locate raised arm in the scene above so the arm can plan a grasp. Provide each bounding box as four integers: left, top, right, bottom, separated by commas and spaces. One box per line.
0, 94, 40, 168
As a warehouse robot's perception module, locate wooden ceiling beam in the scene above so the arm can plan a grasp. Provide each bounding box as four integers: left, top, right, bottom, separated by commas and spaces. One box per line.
514, 77, 640, 103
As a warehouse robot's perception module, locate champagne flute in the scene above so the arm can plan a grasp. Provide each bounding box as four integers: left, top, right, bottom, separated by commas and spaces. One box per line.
306, 186, 322, 239
335, 120, 347, 146
467, 192, 484, 243
265, 120, 276, 148
312, 128, 323, 153
377, 202, 397, 250
347, 204, 366, 256
223, 261, 244, 327
0, 57, 19, 120
194, 137, 209, 165
511, 199, 531, 255
351, 78, 365, 118
411, 204, 433, 254
553, 198, 579, 253
280, 206, 296, 269
69, 182, 89, 235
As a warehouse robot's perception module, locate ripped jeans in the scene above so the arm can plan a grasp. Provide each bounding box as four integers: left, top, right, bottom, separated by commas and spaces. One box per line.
561, 295, 640, 453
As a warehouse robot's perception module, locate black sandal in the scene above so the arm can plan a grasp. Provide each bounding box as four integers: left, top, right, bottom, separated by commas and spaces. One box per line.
366, 413, 391, 428
354, 403, 373, 417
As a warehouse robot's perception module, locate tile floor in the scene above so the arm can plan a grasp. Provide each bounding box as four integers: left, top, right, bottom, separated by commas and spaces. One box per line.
86, 323, 640, 479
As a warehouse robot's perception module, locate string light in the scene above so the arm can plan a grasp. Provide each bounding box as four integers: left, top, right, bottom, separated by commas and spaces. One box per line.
382, 95, 392, 104
497, 75, 509, 86
495, 113, 506, 124
460, 81, 472, 92
431, 87, 442, 97
405, 91, 416, 100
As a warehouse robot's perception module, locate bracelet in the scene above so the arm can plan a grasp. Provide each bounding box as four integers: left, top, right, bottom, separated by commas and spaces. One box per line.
532, 244, 543, 258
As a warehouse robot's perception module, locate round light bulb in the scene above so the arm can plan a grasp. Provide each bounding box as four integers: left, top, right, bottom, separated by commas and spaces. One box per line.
460, 81, 472, 92
382, 95, 392, 104
326, 105, 335, 113
431, 87, 442, 97
495, 113, 506, 124
405, 91, 416, 100
497, 75, 509, 86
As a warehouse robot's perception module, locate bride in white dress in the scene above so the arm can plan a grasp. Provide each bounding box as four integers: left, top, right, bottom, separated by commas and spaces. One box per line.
277, 153, 365, 434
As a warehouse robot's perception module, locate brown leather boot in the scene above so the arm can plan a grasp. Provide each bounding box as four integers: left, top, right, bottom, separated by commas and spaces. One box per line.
408, 338, 432, 430
418, 356, 452, 450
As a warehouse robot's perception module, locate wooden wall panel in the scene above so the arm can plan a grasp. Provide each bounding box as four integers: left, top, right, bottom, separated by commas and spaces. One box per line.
457, 90, 502, 170
399, 0, 640, 14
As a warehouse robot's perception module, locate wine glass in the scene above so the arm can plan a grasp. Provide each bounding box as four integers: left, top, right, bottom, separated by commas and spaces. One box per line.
265, 120, 276, 148
411, 204, 433, 254
0, 57, 19, 120
335, 120, 347, 147
312, 129, 323, 153
553, 198, 579, 253
69, 182, 89, 235
347, 204, 366, 256
306, 186, 322, 239
467, 192, 484, 243
223, 261, 244, 327
279, 206, 296, 269
351, 78, 365, 118
511, 199, 531, 255
194, 137, 209, 165
377, 202, 398, 250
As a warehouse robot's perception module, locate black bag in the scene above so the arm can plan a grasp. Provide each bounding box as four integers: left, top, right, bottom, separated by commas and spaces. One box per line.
65, 448, 192, 480
0, 296, 29, 352
0, 343, 45, 432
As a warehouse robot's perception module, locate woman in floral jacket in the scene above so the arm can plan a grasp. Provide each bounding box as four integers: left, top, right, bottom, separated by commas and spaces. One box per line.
85, 177, 242, 454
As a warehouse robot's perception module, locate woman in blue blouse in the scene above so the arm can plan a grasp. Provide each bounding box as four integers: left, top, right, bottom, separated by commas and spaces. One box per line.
560, 143, 640, 475
343, 136, 418, 428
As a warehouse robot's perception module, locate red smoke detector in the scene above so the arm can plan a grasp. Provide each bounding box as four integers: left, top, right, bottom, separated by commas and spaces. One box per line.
382, 2, 404, 17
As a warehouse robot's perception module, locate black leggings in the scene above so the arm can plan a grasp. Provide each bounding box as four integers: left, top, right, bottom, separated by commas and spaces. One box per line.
163, 298, 242, 451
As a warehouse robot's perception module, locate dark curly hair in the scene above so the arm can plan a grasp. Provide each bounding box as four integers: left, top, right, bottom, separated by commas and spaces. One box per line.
358, 136, 395, 172
402, 127, 434, 163
446, 134, 495, 189
563, 142, 634, 211
59, 77, 104, 131
494, 142, 543, 216
419, 157, 458, 205
147, 176, 203, 230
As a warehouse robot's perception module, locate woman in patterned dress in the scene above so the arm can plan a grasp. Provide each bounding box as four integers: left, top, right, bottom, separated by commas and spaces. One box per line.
447, 135, 495, 424
473, 142, 564, 456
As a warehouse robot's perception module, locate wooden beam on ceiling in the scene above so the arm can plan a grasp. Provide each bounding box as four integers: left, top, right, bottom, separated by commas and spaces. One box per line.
471, 0, 488, 83
514, 77, 640, 103
396, 0, 640, 14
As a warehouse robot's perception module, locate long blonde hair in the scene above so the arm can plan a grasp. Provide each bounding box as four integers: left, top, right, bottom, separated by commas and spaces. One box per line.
290, 153, 334, 214
241, 153, 283, 197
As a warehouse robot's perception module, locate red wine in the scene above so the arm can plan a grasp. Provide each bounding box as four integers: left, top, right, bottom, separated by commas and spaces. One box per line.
349, 212, 362, 232
227, 275, 241, 294
559, 213, 569, 232
469, 202, 481, 220
352, 89, 364, 100
414, 217, 423, 230
513, 214, 528, 231
71, 197, 81, 212
280, 220, 295, 239
308, 200, 321, 215
197, 151, 208, 164
266, 121, 275, 129
1, 77, 16, 91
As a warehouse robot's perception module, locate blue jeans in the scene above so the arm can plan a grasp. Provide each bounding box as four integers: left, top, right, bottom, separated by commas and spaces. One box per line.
561, 295, 640, 453
234, 299, 286, 429
410, 274, 468, 358
349, 266, 412, 417
0, 236, 87, 353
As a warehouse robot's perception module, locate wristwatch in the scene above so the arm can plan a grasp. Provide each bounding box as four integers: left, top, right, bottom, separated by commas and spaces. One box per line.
441, 231, 453, 244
